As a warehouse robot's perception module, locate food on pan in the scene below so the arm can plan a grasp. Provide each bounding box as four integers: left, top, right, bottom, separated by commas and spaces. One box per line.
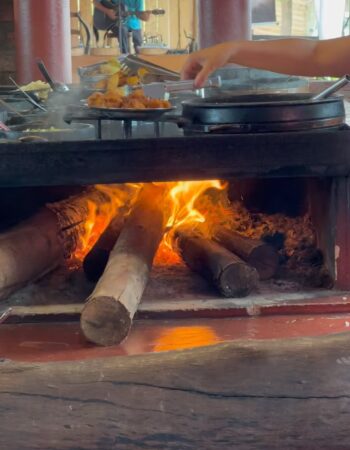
82, 58, 148, 91
107, 72, 120, 92
87, 89, 171, 109
21, 80, 51, 100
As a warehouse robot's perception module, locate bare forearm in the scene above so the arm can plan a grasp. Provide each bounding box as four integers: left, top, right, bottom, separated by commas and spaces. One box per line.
181, 35, 350, 87
228, 37, 350, 77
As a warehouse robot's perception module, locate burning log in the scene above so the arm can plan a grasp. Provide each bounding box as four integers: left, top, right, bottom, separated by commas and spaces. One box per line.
214, 227, 279, 280
80, 184, 169, 346
47, 184, 137, 260
0, 209, 63, 300
0, 185, 135, 301
177, 231, 259, 298
83, 216, 124, 282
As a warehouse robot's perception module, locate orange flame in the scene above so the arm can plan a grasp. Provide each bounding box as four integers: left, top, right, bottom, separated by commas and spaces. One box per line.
73, 180, 230, 265
154, 180, 228, 265
73, 183, 140, 261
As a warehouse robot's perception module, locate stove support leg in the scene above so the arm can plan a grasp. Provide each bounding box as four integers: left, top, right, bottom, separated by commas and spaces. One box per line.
154, 122, 160, 138
123, 120, 132, 139
97, 120, 102, 140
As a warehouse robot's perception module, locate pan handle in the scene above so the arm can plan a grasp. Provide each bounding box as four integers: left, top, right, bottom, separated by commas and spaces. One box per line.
312, 75, 350, 101
36, 59, 56, 91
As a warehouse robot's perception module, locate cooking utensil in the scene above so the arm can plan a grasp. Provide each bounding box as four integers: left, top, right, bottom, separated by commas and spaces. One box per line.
36, 59, 70, 93
120, 54, 180, 80
0, 98, 24, 117
312, 75, 350, 101
8, 77, 47, 112
0, 121, 10, 132
139, 76, 222, 99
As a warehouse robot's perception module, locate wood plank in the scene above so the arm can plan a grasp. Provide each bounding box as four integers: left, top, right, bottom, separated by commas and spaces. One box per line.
1, 130, 350, 186
1, 333, 350, 449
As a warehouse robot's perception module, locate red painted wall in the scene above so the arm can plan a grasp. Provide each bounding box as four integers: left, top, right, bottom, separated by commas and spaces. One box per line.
197, 0, 252, 48
13, 0, 72, 84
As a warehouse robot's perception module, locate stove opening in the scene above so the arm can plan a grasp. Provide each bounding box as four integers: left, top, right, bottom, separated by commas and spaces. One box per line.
1, 176, 346, 342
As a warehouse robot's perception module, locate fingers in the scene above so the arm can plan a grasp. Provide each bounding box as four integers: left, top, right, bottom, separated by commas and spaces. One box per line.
194, 62, 216, 88
180, 58, 199, 81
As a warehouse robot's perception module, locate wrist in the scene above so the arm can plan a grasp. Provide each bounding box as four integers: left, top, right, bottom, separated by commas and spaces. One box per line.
224, 41, 239, 62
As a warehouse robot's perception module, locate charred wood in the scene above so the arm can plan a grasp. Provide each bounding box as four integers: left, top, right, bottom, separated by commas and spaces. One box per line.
214, 227, 279, 280
83, 216, 124, 282
176, 231, 259, 298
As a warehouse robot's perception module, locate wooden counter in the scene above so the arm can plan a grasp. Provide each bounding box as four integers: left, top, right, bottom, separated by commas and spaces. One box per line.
1, 331, 350, 449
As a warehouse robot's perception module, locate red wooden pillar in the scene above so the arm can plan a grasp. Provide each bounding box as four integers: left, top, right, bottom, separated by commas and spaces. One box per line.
13, 0, 72, 84
197, 0, 252, 48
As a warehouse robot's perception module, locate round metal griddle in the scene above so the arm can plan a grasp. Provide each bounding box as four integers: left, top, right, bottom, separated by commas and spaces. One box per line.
180, 93, 346, 134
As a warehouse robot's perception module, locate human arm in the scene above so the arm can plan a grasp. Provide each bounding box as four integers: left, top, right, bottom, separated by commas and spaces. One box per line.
133, 0, 150, 22
93, 0, 117, 20
134, 11, 151, 21
181, 37, 350, 88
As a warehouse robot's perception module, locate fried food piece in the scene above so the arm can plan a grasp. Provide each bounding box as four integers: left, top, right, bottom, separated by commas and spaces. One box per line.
118, 74, 128, 86
146, 98, 164, 108
126, 75, 140, 86
87, 88, 172, 110
104, 91, 123, 108
107, 72, 120, 92
137, 68, 149, 82
129, 88, 145, 98
121, 98, 146, 109
161, 99, 171, 108
87, 92, 105, 107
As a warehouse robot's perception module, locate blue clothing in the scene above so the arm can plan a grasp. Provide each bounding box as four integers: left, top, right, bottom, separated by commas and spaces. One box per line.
95, 0, 144, 30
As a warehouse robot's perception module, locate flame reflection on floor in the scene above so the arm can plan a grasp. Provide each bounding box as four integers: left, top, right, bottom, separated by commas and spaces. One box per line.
1, 314, 350, 363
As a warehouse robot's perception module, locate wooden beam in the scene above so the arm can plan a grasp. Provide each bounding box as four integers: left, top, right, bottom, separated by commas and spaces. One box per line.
1, 333, 350, 448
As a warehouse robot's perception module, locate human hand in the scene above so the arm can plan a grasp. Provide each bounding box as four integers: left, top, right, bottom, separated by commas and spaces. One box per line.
106, 9, 117, 20
181, 42, 236, 88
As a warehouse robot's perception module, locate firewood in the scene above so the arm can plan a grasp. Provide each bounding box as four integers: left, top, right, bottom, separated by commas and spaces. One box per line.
83, 216, 124, 282
47, 184, 136, 258
214, 227, 279, 280
80, 184, 169, 346
176, 231, 258, 298
0, 209, 63, 300
0, 185, 134, 301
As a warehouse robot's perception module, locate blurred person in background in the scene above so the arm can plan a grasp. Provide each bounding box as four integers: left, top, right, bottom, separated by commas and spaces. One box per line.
93, 0, 150, 53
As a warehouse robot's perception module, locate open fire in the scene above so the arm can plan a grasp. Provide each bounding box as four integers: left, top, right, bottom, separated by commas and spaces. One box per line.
0, 178, 330, 346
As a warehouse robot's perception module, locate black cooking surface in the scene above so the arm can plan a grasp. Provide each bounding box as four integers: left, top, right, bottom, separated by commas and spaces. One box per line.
182, 92, 339, 107
0, 129, 350, 187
